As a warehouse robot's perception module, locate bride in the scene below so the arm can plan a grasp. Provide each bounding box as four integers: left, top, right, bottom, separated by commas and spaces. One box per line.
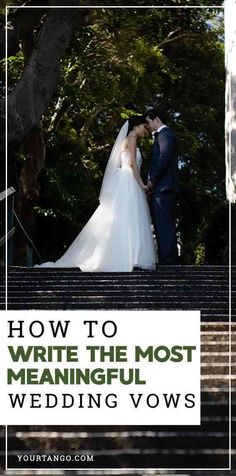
35, 115, 157, 272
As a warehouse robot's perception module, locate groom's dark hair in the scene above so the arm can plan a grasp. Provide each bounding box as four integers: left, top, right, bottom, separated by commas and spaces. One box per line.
145, 108, 167, 123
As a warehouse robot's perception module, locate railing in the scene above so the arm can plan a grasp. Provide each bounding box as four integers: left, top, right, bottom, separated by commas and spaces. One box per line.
0, 187, 42, 267
0, 187, 15, 265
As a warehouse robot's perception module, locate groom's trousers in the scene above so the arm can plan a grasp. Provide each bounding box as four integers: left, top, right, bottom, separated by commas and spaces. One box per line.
151, 190, 178, 265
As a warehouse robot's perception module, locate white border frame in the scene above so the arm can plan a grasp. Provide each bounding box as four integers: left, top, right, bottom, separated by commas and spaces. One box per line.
4, 3, 231, 472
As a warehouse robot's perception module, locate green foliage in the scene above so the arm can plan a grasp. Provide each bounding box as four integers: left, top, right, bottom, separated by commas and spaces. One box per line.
1, 54, 24, 84
194, 243, 205, 265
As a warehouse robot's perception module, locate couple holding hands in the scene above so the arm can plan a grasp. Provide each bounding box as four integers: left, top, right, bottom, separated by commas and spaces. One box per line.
35, 108, 179, 271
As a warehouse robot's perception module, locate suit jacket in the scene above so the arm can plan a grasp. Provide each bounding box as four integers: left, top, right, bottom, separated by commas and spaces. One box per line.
149, 126, 179, 194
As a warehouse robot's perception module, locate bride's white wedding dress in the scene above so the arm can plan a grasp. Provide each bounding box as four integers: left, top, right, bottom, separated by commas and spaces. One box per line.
35, 148, 157, 272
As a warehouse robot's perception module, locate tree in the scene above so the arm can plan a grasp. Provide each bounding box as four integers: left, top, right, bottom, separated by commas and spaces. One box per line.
0, 3, 226, 264
0, 1, 88, 261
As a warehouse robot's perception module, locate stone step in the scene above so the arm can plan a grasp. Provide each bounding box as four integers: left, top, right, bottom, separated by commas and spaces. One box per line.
1, 472, 235, 476
5, 267, 232, 278
5, 419, 232, 435
5, 306, 233, 319
6, 269, 231, 274
4, 279, 231, 286
5, 435, 231, 451
201, 324, 233, 330
3, 284, 231, 291
0, 266, 234, 471
2, 265, 234, 316
5, 270, 232, 276
201, 333, 234, 341
5, 278, 231, 284
2, 393, 232, 470
4, 302, 231, 310
4, 296, 231, 305
7, 264, 233, 270
1, 471, 235, 476
4, 448, 230, 469
203, 354, 235, 362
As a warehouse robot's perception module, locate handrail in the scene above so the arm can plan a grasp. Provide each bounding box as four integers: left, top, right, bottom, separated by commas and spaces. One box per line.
0, 187, 43, 265
0, 187, 16, 265
0, 187, 15, 202
13, 210, 43, 262
0, 227, 15, 247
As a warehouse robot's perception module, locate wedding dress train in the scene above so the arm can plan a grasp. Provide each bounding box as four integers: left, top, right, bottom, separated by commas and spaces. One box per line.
34, 148, 157, 272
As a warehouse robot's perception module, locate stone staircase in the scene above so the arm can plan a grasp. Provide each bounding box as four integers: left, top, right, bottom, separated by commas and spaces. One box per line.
0, 266, 234, 320
0, 323, 234, 473
0, 265, 235, 473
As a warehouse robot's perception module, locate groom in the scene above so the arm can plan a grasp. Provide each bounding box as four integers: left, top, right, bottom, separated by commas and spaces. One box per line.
145, 108, 179, 265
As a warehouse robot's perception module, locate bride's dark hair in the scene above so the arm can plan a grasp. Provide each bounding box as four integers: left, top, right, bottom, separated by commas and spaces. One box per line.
127, 115, 146, 135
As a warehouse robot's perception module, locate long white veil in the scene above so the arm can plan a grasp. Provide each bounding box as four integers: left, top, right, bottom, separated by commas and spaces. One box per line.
99, 120, 128, 204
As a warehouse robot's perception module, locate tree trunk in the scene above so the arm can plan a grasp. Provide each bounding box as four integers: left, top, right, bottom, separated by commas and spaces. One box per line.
19, 21, 46, 203
4, 8, 80, 151
14, 20, 46, 265
1, 5, 82, 264
0, 6, 47, 61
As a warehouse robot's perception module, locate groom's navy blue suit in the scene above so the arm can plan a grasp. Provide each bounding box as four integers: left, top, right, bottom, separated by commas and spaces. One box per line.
149, 126, 179, 264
